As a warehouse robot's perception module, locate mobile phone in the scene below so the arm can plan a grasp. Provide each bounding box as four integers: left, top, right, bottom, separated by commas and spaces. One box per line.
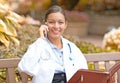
44, 22, 48, 37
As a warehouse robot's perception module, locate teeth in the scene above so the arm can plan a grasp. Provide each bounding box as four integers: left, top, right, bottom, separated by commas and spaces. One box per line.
53, 30, 59, 34
54, 31, 59, 33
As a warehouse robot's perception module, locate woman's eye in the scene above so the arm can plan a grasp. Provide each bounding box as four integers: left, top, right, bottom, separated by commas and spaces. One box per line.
48, 21, 54, 24
49, 22, 54, 23
47, 21, 65, 25
59, 22, 64, 24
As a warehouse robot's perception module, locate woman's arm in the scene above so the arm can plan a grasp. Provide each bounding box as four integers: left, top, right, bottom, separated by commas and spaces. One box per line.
18, 38, 44, 76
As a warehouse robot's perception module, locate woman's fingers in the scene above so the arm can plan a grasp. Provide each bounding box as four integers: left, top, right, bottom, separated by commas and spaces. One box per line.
39, 25, 48, 39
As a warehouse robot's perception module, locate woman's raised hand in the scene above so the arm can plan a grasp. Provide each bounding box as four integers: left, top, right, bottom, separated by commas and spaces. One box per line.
39, 24, 49, 39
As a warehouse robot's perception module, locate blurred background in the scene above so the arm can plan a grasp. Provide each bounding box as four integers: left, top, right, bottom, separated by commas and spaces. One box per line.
8, 0, 120, 35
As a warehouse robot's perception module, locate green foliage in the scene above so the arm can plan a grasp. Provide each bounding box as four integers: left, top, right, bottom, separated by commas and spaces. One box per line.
88, 62, 95, 70
0, 69, 6, 82
76, 41, 104, 53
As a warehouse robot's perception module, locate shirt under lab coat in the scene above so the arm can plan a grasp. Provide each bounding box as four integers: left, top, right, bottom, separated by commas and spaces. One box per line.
18, 37, 88, 83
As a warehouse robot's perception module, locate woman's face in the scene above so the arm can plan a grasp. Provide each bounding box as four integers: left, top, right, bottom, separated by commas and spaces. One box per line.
46, 12, 67, 39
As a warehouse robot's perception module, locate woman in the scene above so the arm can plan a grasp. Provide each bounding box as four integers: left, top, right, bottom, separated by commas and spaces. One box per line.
18, 5, 88, 83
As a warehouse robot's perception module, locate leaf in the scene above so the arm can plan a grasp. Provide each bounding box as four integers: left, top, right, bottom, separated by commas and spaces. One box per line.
6, 17, 21, 29
0, 9, 7, 18
8, 11, 25, 23
0, 0, 7, 4
0, 19, 8, 32
0, 32, 10, 47
6, 15, 18, 23
0, 4, 9, 11
9, 36, 20, 46
4, 18, 17, 36
0, 4, 9, 18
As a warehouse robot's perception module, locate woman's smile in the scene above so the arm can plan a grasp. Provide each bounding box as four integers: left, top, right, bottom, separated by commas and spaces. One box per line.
52, 28, 60, 34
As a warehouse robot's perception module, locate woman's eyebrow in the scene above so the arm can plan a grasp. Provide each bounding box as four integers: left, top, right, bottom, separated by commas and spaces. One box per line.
47, 19, 65, 21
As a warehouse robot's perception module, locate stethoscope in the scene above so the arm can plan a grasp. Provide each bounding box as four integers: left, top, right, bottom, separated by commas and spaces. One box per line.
67, 43, 73, 61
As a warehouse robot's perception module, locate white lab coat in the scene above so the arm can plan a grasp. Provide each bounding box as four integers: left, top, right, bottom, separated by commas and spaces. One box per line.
18, 38, 88, 83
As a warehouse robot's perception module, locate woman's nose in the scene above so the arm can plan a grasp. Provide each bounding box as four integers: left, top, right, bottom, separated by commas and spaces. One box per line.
54, 22, 60, 28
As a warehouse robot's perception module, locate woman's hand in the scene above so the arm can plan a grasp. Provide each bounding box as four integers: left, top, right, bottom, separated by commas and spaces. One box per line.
39, 25, 49, 39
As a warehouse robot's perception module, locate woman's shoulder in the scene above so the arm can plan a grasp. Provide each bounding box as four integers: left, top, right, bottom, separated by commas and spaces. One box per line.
30, 38, 48, 47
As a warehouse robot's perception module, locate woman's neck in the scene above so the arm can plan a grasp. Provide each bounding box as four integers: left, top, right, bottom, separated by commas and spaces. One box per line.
48, 37, 63, 49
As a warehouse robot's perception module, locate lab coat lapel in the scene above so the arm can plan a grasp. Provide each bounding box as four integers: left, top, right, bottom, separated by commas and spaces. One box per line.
62, 40, 75, 81
36, 40, 57, 83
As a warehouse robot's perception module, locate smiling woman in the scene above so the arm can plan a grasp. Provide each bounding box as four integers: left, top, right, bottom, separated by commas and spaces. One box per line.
18, 5, 88, 83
